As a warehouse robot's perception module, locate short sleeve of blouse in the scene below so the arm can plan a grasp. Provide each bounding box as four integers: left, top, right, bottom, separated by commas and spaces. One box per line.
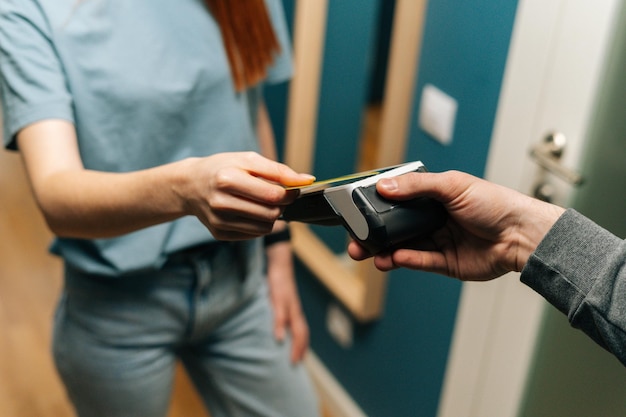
0, 0, 74, 150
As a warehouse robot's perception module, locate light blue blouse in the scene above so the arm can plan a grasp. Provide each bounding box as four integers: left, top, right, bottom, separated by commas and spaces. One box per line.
0, 0, 293, 275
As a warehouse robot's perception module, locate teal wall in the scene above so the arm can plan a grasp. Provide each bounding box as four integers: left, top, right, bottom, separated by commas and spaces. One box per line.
406, 1, 519, 175
266, 1, 518, 415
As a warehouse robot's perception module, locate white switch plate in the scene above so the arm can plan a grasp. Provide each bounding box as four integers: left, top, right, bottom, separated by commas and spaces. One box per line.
326, 303, 353, 349
418, 84, 458, 145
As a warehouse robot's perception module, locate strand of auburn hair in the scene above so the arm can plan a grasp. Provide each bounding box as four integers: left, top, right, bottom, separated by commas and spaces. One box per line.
205, 0, 281, 92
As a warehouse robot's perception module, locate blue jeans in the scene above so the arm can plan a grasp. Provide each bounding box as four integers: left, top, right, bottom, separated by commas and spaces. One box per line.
52, 243, 320, 417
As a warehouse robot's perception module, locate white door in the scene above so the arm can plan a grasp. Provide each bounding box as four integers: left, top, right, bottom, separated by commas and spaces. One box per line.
437, 1, 623, 416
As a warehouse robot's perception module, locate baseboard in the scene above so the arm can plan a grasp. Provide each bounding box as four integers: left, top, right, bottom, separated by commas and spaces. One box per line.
304, 350, 368, 417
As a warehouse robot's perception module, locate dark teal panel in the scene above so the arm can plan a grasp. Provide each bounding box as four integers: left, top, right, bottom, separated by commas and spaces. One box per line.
264, 82, 289, 162
297, 263, 461, 416
310, 0, 382, 253
408, 0, 519, 177
313, 0, 380, 179
264, 0, 295, 162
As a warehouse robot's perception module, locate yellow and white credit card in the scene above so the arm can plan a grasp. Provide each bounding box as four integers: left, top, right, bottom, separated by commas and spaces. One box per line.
284, 170, 382, 194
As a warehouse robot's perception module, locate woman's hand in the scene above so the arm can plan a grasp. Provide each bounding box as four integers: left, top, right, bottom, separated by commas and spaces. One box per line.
348, 170, 565, 281
265, 237, 309, 363
179, 152, 314, 241
17, 119, 313, 239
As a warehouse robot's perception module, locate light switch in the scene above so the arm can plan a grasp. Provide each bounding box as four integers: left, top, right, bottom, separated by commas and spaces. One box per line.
418, 84, 458, 145
326, 303, 353, 349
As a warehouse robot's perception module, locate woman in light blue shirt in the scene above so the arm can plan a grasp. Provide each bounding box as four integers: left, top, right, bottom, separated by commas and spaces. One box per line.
0, 1, 320, 416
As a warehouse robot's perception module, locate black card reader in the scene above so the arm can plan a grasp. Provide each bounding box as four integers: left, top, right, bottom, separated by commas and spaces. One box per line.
281, 161, 447, 254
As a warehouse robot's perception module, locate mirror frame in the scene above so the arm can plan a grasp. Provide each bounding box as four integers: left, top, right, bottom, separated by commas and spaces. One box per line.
284, 0, 428, 321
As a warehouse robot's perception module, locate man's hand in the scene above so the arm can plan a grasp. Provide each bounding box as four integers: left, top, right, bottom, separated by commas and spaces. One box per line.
348, 171, 565, 281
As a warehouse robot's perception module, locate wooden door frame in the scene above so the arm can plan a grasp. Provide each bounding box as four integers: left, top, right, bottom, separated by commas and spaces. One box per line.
284, 0, 429, 321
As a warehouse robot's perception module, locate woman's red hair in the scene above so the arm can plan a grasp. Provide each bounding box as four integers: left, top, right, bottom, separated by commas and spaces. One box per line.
205, 0, 282, 92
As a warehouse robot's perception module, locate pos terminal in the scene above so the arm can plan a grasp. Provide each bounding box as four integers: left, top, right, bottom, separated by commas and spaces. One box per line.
281, 161, 447, 254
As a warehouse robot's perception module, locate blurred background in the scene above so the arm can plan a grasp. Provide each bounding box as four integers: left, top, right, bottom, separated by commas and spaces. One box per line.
2, 0, 625, 416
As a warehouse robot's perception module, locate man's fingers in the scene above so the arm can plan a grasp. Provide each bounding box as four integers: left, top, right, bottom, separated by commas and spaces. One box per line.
391, 248, 449, 275
347, 240, 372, 260
376, 170, 471, 204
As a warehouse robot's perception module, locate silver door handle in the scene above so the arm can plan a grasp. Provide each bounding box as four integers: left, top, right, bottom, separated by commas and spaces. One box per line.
529, 132, 584, 186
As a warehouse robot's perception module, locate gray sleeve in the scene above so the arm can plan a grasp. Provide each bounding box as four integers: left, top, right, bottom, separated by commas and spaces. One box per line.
521, 209, 626, 365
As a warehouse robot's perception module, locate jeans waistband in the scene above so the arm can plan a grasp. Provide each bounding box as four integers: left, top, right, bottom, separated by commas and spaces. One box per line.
164, 241, 229, 267
63, 240, 261, 293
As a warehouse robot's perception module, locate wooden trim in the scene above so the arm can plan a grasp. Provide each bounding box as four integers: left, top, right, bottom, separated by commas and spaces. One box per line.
291, 224, 371, 321
355, 0, 429, 320
284, 0, 328, 173
304, 350, 367, 417
376, 0, 428, 167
